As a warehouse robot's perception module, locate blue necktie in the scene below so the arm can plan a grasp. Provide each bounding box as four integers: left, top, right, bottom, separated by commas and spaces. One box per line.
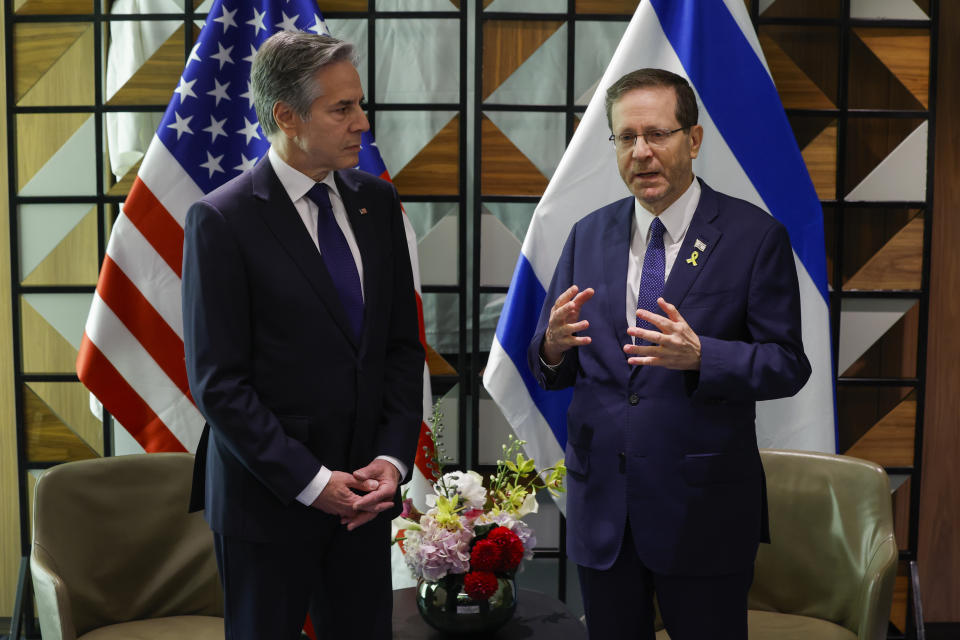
306, 183, 364, 339
635, 217, 666, 346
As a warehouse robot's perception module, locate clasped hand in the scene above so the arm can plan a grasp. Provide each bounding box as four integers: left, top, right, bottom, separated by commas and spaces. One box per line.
625, 297, 701, 370
310, 458, 400, 531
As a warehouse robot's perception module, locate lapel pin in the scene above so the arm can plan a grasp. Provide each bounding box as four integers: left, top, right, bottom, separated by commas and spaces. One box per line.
686, 250, 699, 267
359, 207, 368, 215
694, 238, 706, 251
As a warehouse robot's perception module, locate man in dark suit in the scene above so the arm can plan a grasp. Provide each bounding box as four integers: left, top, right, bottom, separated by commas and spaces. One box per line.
182, 32, 424, 640
527, 69, 811, 639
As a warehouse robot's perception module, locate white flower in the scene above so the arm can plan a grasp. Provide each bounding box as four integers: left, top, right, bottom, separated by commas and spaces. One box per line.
433, 470, 487, 510
516, 492, 539, 518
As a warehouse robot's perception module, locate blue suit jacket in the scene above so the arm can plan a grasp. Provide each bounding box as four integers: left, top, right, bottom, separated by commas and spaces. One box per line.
528, 179, 810, 576
183, 158, 424, 543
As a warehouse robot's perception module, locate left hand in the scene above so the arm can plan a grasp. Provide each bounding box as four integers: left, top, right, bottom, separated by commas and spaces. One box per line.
624, 298, 701, 370
342, 459, 401, 531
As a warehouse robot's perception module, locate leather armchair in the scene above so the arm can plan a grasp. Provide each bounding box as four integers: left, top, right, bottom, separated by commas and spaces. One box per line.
656, 449, 898, 640
31, 453, 223, 640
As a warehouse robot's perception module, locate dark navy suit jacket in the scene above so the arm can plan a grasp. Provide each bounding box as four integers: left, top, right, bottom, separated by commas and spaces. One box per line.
183, 158, 424, 543
528, 179, 810, 576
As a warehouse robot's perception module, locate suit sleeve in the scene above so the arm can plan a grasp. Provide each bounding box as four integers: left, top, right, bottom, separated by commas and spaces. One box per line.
372, 184, 425, 482
693, 222, 812, 401
182, 201, 322, 505
527, 226, 580, 390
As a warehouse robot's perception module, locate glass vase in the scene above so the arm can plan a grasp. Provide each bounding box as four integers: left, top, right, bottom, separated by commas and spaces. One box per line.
415, 575, 517, 634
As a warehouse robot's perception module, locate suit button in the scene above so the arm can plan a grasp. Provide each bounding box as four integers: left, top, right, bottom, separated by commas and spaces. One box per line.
629, 393, 639, 406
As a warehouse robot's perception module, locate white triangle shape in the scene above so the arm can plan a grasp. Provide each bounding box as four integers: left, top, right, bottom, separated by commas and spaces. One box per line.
23, 293, 96, 351
19, 117, 97, 197
416, 214, 458, 286
374, 111, 456, 178
486, 23, 567, 106
845, 121, 927, 202
485, 110, 566, 181
837, 298, 916, 374
480, 213, 523, 287
851, 0, 928, 20
18, 204, 93, 279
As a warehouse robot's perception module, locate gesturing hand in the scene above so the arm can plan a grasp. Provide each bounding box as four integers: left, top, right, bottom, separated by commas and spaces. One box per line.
542, 285, 595, 365
624, 297, 702, 370
340, 459, 401, 531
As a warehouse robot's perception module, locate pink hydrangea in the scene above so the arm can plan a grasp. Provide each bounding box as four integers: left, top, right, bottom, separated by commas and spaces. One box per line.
404, 518, 473, 581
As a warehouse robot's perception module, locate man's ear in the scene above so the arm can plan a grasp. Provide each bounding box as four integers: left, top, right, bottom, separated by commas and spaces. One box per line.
688, 124, 704, 159
272, 101, 297, 139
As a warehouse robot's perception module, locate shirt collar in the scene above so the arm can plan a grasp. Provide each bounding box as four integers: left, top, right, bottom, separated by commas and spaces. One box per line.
633, 176, 701, 244
268, 147, 342, 204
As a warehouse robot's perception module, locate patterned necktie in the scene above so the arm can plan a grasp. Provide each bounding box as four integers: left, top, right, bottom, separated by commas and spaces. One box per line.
305, 183, 364, 339
635, 217, 666, 346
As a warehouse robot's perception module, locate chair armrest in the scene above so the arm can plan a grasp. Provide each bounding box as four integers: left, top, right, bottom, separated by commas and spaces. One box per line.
31, 543, 77, 640
857, 534, 898, 640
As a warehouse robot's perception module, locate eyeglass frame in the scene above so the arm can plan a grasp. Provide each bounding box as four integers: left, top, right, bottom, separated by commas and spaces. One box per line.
608, 126, 690, 150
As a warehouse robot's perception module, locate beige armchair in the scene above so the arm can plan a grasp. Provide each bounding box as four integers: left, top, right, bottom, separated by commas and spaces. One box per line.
657, 449, 898, 640
31, 453, 223, 640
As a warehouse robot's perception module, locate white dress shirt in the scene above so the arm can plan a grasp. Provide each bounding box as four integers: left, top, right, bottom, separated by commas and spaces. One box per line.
625, 178, 701, 330
266, 149, 407, 506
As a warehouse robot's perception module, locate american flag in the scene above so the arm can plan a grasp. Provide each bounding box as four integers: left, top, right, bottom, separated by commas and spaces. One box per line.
78, 0, 436, 485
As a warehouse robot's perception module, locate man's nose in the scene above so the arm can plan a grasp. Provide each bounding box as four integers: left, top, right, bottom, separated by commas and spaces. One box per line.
354, 107, 370, 132
631, 135, 654, 159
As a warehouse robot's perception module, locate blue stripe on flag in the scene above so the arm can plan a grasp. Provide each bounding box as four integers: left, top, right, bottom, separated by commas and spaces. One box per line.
650, 0, 829, 304
496, 255, 573, 449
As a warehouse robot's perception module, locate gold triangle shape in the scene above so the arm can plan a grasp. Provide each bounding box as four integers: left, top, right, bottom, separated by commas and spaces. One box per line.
393, 115, 460, 196
481, 116, 549, 196
482, 20, 564, 101
575, 1, 638, 13
14, 0, 93, 15
320, 0, 369, 9
760, 34, 835, 110
854, 28, 929, 109
108, 25, 191, 106
20, 298, 79, 374
28, 381, 104, 455
16, 112, 91, 191
426, 343, 457, 377
801, 122, 836, 201
844, 215, 923, 291
18, 24, 94, 107
24, 384, 99, 463
108, 159, 142, 197
845, 391, 915, 467
14, 23, 90, 102
22, 207, 99, 286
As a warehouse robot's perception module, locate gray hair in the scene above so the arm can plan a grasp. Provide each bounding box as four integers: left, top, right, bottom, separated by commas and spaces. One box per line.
604, 68, 698, 131
251, 32, 358, 139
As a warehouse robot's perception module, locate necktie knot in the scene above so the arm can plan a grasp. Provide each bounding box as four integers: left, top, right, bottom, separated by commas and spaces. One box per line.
306, 182, 333, 214
649, 217, 666, 243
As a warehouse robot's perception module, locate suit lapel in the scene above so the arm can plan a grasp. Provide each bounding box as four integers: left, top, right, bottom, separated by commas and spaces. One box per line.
251, 159, 359, 349
663, 179, 723, 308
334, 171, 380, 353
602, 198, 634, 349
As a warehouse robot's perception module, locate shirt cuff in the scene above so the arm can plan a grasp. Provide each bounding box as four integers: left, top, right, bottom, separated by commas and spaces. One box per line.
376, 455, 407, 483
295, 466, 332, 506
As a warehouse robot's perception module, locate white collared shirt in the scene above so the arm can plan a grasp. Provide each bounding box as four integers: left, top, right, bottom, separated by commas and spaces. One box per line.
267, 148, 364, 300
625, 177, 701, 330
266, 148, 405, 505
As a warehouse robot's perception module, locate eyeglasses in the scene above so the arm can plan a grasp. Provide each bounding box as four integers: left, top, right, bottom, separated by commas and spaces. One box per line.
609, 127, 688, 150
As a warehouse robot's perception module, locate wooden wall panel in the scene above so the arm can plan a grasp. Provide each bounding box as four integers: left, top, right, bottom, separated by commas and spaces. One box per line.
0, 7, 20, 618
482, 20, 563, 101
919, 0, 960, 622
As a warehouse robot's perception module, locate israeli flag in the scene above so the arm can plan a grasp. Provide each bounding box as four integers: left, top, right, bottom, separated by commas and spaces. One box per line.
483, 0, 836, 510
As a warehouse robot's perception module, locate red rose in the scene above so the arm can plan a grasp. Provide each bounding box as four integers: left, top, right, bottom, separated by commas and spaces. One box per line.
470, 539, 502, 572
487, 526, 524, 572
464, 571, 499, 600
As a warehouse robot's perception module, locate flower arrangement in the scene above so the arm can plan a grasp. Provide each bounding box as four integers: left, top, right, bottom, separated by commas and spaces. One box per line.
396, 403, 566, 602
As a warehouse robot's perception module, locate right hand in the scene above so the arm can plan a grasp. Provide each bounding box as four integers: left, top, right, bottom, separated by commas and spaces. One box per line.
542, 285, 595, 365
310, 471, 367, 518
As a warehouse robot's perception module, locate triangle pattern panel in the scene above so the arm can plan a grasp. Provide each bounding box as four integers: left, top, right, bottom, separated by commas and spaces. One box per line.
485, 110, 566, 181
800, 121, 836, 201
14, 0, 93, 14
14, 23, 90, 102
844, 118, 925, 198
391, 115, 460, 196
850, 0, 928, 20
574, 0, 637, 12
841, 302, 918, 379
17, 114, 96, 195
486, 23, 566, 106
853, 28, 929, 109
20, 298, 82, 374
321, 0, 370, 9
108, 24, 192, 106
18, 25, 94, 107
108, 159, 142, 196
846, 121, 927, 202
844, 392, 915, 468
480, 212, 523, 288
845, 216, 923, 291
23, 385, 99, 463
761, 25, 839, 105
426, 343, 457, 377
760, 0, 841, 18
480, 116, 549, 196
417, 215, 458, 287
28, 381, 105, 456
848, 31, 925, 111
837, 298, 915, 374
759, 34, 835, 109
482, 20, 564, 101
18, 203, 92, 279
837, 385, 912, 456
22, 207, 100, 286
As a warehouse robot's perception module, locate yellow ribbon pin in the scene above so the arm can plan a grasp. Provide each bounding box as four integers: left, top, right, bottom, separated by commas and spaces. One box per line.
686, 250, 699, 267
